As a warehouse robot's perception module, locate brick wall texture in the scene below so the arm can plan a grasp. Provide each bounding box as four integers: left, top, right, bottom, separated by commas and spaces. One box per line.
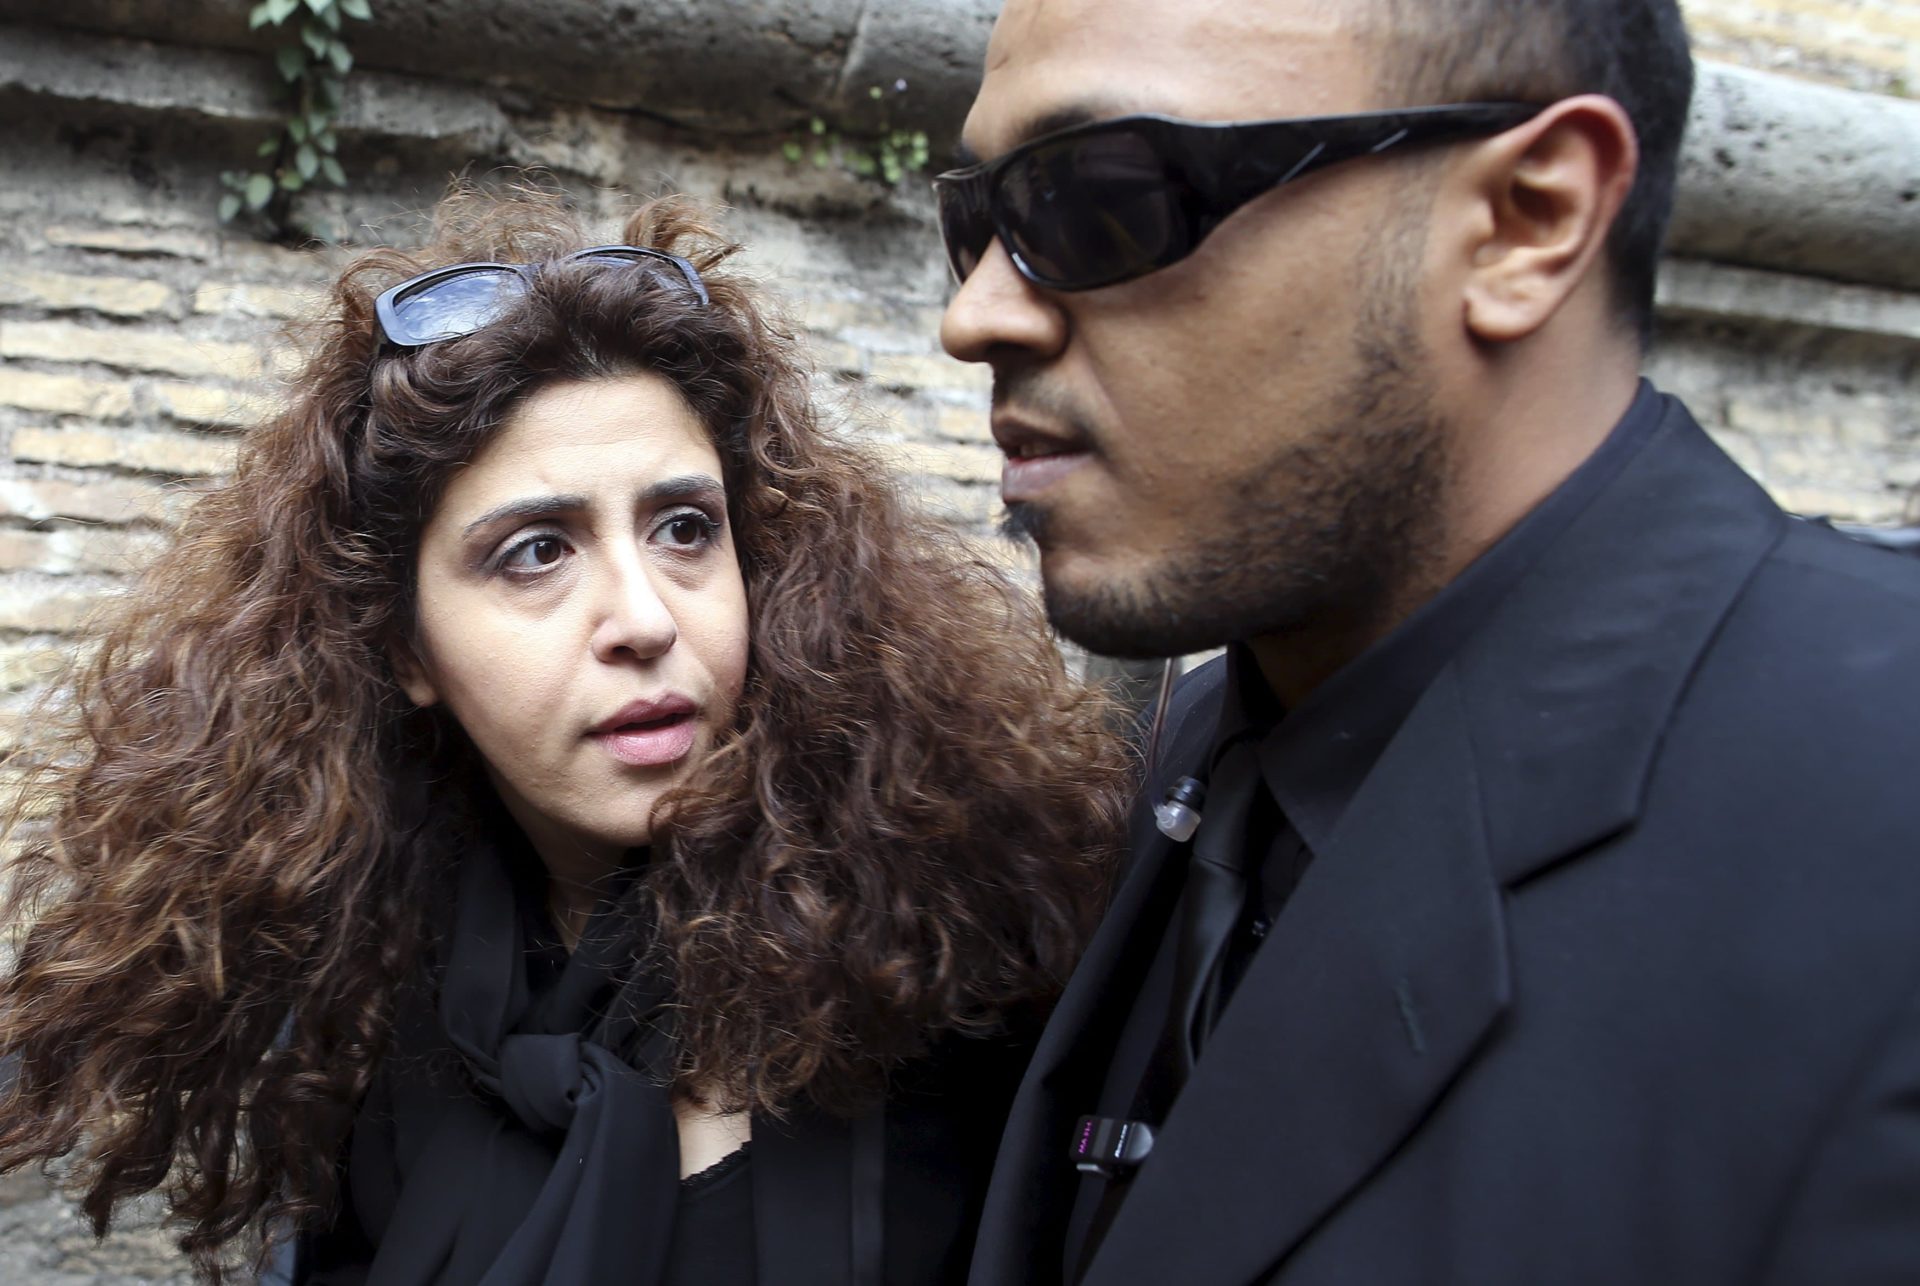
1686, 0, 1920, 94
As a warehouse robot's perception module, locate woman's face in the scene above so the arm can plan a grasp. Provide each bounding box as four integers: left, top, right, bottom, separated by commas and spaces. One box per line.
398, 372, 750, 873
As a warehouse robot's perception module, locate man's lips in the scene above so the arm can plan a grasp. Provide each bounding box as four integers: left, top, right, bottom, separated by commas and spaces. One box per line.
589, 695, 698, 768
993, 418, 1091, 502
1002, 449, 1091, 501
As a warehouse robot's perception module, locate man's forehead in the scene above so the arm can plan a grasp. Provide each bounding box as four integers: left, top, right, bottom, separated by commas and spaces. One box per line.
968, 0, 1379, 157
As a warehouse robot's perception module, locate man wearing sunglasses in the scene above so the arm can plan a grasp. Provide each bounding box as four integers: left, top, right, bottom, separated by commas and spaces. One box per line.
940, 1, 1920, 1283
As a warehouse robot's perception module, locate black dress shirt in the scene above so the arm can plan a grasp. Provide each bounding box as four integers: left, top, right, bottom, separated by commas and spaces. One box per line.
1064, 382, 1667, 1279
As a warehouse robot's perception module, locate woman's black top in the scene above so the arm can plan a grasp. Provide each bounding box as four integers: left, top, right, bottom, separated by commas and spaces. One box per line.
663, 1147, 755, 1285
293, 830, 1034, 1286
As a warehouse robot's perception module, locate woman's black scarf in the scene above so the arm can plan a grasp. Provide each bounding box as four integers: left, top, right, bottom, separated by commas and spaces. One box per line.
366, 834, 682, 1286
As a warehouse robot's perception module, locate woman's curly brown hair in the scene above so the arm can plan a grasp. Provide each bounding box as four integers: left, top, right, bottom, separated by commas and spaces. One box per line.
0, 187, 1131, 1279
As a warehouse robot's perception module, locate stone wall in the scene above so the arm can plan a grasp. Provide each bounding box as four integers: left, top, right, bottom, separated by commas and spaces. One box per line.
0, 1, 1916, 1279
1687, 0, 1920, 93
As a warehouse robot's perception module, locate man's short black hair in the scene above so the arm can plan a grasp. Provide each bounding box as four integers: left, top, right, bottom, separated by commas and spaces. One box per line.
1371, 0, 1694, 345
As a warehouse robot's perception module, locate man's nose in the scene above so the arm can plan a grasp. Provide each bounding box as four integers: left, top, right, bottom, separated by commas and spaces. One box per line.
940, 239, 1071, 366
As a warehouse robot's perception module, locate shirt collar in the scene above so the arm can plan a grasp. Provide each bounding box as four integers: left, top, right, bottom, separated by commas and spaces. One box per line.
1213, 379, 1670, 854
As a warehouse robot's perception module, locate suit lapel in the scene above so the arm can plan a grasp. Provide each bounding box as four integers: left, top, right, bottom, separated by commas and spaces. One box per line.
1459, 405, 1785, 885
968, 667, 1225, 1283
1082, 666, 1509, 1284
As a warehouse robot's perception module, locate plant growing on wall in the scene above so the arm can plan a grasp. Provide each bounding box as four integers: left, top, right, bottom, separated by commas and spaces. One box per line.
220, 0, 372, 238
785, 82, 932, 187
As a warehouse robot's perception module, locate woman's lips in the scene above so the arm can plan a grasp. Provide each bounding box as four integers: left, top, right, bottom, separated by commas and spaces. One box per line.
592, 714, 697, 767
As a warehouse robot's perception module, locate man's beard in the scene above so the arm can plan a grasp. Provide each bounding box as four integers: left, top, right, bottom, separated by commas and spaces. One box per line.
1004, 230, 1449, 661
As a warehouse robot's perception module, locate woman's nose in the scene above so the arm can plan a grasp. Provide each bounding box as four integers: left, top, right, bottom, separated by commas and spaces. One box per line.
588, 558, 677, 663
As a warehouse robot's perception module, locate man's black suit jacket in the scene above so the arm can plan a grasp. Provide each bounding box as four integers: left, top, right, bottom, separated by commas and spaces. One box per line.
969, 396, 1920, 1284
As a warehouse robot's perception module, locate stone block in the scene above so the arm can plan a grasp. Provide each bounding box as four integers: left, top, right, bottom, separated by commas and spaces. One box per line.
885, 438, 1003, 486
0, 579, 109, 633
192, 282, 320, 320
865, 353, 991, 396
152, 382, 270, 430
1763, 447, 1821, 481
0, 369, 132, 419
931, 402, 993, 444
0, 476, 185, 526
1656, 257, 1920, 343
0, 321, 261, 381
1671, 63, 1920, 293
1685, 1, 1920, 98
0, 269, 176, 319
804, 339, 866, 375
910, 476, 1001, 529
1724, 397, 1835, 442
0, 526, 164, 577
42, 224, 215, 261
798, 296, 896, 337
11, 426, 237, 478
0, 643, 65, 693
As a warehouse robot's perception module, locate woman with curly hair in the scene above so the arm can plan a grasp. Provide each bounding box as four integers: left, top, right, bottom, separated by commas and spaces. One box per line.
0, 190, 1130, 1285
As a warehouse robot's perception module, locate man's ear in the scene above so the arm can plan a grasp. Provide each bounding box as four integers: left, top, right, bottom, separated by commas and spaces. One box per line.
1452, 94, 1639, 344
390, 639, 440, 709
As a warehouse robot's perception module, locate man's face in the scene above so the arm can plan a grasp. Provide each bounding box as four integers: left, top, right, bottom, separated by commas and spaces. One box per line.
940, 0, 1450, 659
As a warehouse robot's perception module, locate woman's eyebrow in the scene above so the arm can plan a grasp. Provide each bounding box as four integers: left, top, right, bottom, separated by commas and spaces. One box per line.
462, 494, 588, 537
642, 473, 725, 504
460, 476, 724, 537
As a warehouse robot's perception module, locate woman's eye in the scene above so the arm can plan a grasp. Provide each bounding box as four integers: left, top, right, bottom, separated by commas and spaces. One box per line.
657, 511, 720, 549
499, 534, 569, 572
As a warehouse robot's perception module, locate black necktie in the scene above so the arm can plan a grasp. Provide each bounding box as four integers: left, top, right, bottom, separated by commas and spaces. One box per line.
1164, 739, 1263, 1084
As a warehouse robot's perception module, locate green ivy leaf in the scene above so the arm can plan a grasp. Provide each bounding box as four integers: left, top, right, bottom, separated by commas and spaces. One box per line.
781, 140, 804, 164
810, 117, 827, 136
228, 0, 363, 231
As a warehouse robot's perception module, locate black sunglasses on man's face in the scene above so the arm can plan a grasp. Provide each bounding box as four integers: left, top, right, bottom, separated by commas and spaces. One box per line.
932, 102, 1544, 293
